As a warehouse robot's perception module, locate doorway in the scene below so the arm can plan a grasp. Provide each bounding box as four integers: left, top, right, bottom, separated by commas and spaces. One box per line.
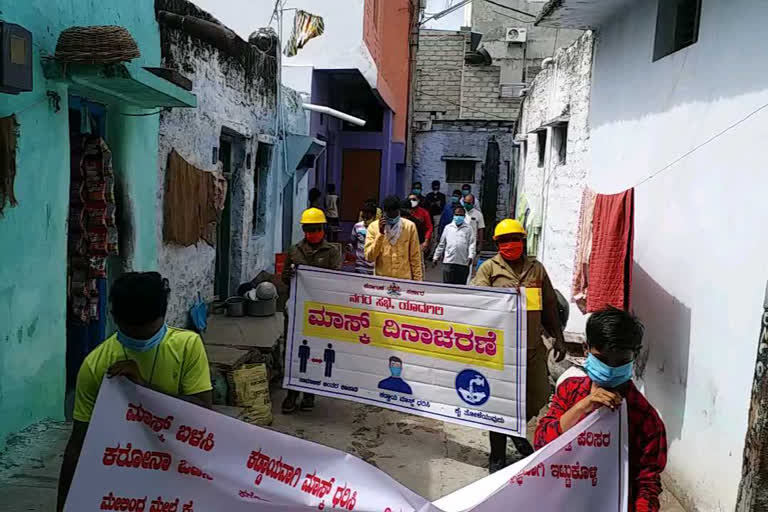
340, 149, 381, 221
215, 138, 233, 299
65, 96, 110, 418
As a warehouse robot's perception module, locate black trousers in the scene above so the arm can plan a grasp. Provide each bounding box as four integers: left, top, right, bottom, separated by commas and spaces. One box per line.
442, 263, 470, 285
489, 431, 534, 460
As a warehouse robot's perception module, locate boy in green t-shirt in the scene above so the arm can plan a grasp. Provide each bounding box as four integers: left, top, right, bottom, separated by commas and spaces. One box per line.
57, 272, 213, 511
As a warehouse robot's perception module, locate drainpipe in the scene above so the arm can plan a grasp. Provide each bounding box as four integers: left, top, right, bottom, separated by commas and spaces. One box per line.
301, 104, 366, 126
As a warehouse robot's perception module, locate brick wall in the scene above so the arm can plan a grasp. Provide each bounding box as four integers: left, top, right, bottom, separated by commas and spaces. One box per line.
414, 30, 465, 120
461, 66, 522, 120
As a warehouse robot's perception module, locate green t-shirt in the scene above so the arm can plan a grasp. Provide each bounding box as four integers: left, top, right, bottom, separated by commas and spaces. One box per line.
73, 327, 212, 422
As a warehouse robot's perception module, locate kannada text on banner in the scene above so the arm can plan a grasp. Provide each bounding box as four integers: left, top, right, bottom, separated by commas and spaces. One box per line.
66, 378, 628, 512
284, 267, 528, 436
65, 378, 435, 512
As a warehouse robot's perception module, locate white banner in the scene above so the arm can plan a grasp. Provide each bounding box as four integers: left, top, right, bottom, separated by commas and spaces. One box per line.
284, 267, 528, 436
65, 378, 435, 512
435, 403, 629, 512
66, 378, 628, 512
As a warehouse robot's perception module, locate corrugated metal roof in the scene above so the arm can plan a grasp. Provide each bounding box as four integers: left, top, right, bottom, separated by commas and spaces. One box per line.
535, 0, 633, 30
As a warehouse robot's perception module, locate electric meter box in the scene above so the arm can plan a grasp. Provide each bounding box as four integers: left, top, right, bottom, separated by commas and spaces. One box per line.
0, 22, 33, 94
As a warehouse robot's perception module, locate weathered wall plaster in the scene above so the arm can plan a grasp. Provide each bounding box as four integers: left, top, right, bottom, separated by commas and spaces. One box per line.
518, 31, 594, 333
157, 6, 307, 325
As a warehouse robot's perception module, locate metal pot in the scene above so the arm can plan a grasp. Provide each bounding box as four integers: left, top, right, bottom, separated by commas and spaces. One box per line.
225, 296, 245, 317
246, 298, 276, 317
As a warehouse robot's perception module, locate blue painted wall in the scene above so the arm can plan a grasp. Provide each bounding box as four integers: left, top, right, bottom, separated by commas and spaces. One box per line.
0, 0, 162, 449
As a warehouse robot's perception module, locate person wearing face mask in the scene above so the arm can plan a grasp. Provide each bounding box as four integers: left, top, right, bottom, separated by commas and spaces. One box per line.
377, 356, 413, 394
406, 193, 433, 252
425, 180, 446, 255
411, 181, 425, 206
461, 184, 481, 211
433, 205, 476, 284
462, 193, 485, 253
58, 272, 213, 510
365, 195, 423, 281
472, 219, 567, 473
439, 189, 463, 232
349, 201, 377, 275
281, 207, 342, 413
535, 307, 667, 512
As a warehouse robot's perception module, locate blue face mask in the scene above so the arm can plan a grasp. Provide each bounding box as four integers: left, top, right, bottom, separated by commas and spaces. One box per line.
584, 353, 633, 388
462, 200, 474, 211
412, 189, 422, 196
358, 227, 367, 236
117, 324, 168, 353
451, 196, 460, 205
386, 215, 400, 226
390, 366, 402, 378
454, 215, 465, 226
462, 190, 470, 197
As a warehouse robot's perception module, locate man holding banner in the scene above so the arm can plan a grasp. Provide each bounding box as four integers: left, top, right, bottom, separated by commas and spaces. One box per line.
57, 272, 213, 511
535, 307, 668, 511
473, 219, 567, 473
281, 207, 343, 414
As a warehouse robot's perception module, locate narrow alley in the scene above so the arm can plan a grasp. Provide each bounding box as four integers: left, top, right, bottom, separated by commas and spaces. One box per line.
2, 0, 768, 511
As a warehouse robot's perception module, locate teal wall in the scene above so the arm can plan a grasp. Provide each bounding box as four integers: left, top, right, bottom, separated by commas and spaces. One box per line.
0, 0, 162, 449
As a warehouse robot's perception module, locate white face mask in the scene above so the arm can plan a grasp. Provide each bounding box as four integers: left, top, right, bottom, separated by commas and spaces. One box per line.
410, 200, 419, 208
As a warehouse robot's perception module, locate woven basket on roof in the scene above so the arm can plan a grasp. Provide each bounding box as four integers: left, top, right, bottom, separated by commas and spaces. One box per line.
55, 26, 140, 64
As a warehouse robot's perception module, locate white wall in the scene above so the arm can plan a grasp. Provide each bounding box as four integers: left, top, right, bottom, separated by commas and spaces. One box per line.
589, 1, 768, 509
193, 0, 377, 94
518, 32, 594, 334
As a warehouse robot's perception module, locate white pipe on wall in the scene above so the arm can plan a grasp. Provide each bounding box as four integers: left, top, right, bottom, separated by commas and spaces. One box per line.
301, 103, 366, 127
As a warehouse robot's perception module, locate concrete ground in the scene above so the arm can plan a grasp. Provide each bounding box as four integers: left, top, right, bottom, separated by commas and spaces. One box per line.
0, 265, 685, 510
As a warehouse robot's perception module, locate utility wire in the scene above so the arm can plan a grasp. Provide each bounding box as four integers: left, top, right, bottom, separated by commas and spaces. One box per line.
634, 101, 768, 188
483, 0, 536, 18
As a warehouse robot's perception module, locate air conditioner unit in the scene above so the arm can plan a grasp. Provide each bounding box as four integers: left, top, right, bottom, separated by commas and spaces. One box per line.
505, 27, 528, 43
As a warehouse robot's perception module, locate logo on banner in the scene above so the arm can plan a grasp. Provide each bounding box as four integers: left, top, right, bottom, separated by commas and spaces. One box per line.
455, 369, 490, 406
387, 283, 402, 296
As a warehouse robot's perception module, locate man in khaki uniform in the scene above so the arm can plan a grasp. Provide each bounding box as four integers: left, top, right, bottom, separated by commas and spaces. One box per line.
472, 218, 567, 473
281, 207, 342, 413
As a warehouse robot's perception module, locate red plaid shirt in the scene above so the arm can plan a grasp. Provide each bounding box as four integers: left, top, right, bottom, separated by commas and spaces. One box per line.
534, 377, 668, 512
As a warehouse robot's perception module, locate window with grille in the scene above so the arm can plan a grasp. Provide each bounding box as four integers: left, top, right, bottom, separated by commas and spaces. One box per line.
445, 160, 476, 183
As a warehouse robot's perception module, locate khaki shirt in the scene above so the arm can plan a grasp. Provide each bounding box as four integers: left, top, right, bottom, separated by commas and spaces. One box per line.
282, 239, 342, 285
472, 254, 563, 419
364, 219, 423, 281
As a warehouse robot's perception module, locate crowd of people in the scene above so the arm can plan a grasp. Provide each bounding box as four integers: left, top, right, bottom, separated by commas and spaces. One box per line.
57, 180, 668, 512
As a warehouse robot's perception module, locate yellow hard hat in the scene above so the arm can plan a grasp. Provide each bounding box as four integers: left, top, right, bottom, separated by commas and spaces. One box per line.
494, 218, 526, 239
300, 207, 327, 224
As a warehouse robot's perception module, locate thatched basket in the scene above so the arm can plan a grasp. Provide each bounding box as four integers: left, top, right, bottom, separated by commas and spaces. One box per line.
55, 26, 140, 64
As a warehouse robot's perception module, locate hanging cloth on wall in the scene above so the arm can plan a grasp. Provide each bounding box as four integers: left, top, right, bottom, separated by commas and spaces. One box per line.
586, 188, 634, 312
0, 115, 19, 216
164, 150, 225, 247
571, 187, 596, 314
68, 135, 118, 322
283, 10, 325, 57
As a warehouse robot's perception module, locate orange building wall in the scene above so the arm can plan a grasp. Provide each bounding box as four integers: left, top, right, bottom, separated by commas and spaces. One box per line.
364, 0, 412, 143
